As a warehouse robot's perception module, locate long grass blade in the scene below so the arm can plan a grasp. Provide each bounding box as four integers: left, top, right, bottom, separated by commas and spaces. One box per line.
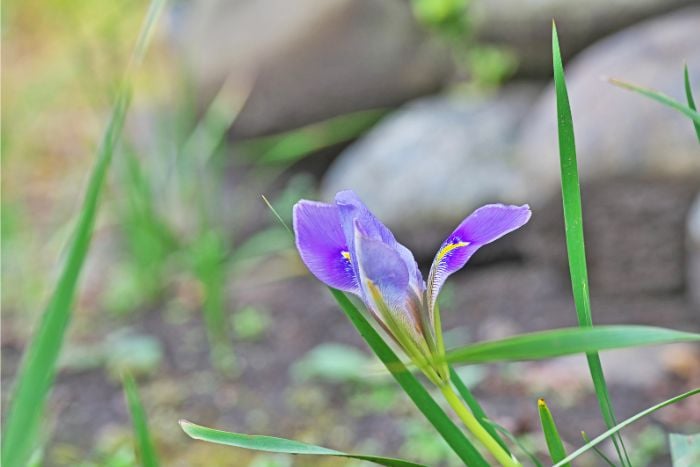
330, 289, 489, 466
179, 420, 426, 467
0, 3, 165, 466
553, 388, 700, 466
123, 374, 160, 467
608, 78, 700, 126
684, 65, 700, 142
449, 366, 510, 454
484, 421, 543, 467
538, 398, 569, 466
445, 325, 700, 364
552, 22, 629, 466
581, 432, 616, 467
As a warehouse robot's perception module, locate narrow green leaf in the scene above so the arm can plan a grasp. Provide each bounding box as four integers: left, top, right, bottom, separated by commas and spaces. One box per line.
330, 289, 489, 466
484, 420, 543, 467
179, 420, 426, 467
445, 325, 700, 364
684, 65, 700, 142
670, 432, 700, 467
538, 399, 569, 466
553, 388, 700, 466
581, 431, 616, 467
449, 366, 511, 454
552, 22, 630, 466
240, 109, 386, 164
609, 78, 700, 126
0, 3, 165, 466
123, 374, 160, 467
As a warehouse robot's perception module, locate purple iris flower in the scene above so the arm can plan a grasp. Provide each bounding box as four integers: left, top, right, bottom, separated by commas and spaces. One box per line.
293, 190, 531, 383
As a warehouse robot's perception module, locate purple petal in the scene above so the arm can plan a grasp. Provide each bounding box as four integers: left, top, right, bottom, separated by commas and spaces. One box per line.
335, 190, 425, 295
293, 200, 359, 294
354, 227, 409, 308
427, 204, 531, 309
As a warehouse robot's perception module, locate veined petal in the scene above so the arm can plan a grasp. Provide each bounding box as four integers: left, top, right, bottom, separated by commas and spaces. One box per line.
293, 200, 359, 294
335, 190, 425, 296
427, 204, 531, 311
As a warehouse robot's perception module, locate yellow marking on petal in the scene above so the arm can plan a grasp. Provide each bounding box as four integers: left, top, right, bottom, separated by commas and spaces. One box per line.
436, 241, 470, 262
341, 250, 351, 261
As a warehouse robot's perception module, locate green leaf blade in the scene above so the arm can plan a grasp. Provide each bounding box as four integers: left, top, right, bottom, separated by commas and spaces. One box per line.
123, 374, 160, 467
684, 65, 700, 142
609, 78, 700, 126
446, 325, 700, 364
538, 398, 569, 467
552, 22, 630, 466
1, 3, 165, 465
179, 420, 427, 467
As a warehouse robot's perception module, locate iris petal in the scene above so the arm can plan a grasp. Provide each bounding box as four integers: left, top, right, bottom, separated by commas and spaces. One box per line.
427, 204, 531, 310
293, 200, 359, 294
335, 190, 425, 296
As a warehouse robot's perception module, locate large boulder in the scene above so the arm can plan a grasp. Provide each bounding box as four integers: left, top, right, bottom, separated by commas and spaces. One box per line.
513, 7, 700, 204
321, 85, 540, 259
173, 0, 453, 137
471, 0, 695, 77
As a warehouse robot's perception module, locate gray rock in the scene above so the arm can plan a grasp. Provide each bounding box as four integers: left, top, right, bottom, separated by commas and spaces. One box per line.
173, 0, 453, 137
321, 85, 540, 259
471, 0, 695, 77
514, 7, 700, 202
689, 193, 700, 309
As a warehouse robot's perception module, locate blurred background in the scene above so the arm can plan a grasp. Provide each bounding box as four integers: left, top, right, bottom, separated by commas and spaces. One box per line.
2, 0, 699, 465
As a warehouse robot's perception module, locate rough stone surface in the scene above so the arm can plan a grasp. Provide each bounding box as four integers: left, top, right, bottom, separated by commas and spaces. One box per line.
521, 177, 699, 297
471, 0, 695, 77
513, 7, 700, 203
173, 0, 453, 137
689, 193, 700, 309
321, 85, 541, 259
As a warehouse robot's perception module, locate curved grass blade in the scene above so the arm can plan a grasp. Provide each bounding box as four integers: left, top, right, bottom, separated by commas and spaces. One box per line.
330, 290, 489, 466
684, 65, 700, 142
123, 374, 160, 467
538, 399, 569, 467
179, 420, 426, 467
608, 78, 700, 126
581, 431, 616, 467
0, 3, 165, 466
670, 432, 700, 467
449, 366, 511, 454
445, 325, 700, 364
484, 420, 543, 467
552, 22, 629, 466
553, 388, 700, 467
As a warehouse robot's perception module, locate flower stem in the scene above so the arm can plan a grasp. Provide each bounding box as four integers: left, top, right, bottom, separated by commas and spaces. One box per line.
439, 383, 521, 467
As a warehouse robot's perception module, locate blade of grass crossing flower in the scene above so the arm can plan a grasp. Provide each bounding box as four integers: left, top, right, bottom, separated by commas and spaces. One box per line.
123, 374, 160, 467
330, 289, 489, 466
553, 388, 700, 467
684, 65, 700, 142
538, 399, 569, 467
669, 432, 700, 467
449, 366, 511, 454
608, 78, 700, 126
179, 420, 426, 467
552, 22, 630, 467
445, 325, 700, 364
1, 3, 165, 465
